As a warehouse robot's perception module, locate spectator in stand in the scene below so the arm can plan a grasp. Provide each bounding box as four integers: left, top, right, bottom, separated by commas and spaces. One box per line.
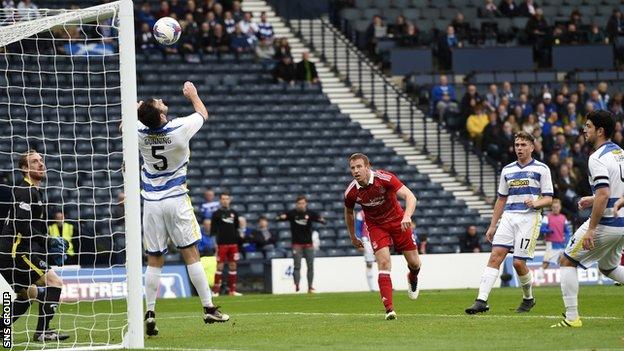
590, 89, 607, 111
540, 199, 571, 272
482, 111, 502, 153
223, 11, 236, 34
179, 17, 199, 61
543, 92, 555, 114
451, 12, 470, 41
533, 140, 545, 162
210, 23, 230, 53
499, 0, 519, 18
273, 37, 292, 60
137, 2, 156, 28
257, 12, 274, 43
435, 92, 459, 121
554, 93, 567, 117
561, 23, 582, 45
485, 84, 501, 112
521, 113, 539, 135
2, 0, 15, 9
518, 0, 536, 17
213, 2, 223, 21
388, 15, 408, 38
610, 93, 624, 119
598, 82, 610, 106
397, 23, 420, 47
230, 24, 252, 53
185, 0, 204, 24
606, 9, 624, 42
200, 188, 220, 232
576, 82, 590, 105
501, 81, 515, 103
430, 75, 456, 113
249, 216, 277, 257
256, 12, 275, 63
437, 25, 460, 70
197, 22, 212, 54
169, 0, 185, 18
16, 0, 37, 21
231, 0, 243, 22
460, 225, 481, 253
525, 8, 549, 67
565, 102, 580, 124
516, 93, 533, 118
205, 11, 218, 29
554, 162, 578, 216
156, 0, 171, 18
136, 22, 160, 55
272, 55, 296, 85
295, 52, 319, 85
466, 103, 489, 144
238, 11, 258, 46
479, 0, 501, 19
365, 15, 387, 57
460, 84, 482, 119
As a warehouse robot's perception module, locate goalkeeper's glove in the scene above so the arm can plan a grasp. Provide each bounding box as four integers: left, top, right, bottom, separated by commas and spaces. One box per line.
48, 237, 69, 266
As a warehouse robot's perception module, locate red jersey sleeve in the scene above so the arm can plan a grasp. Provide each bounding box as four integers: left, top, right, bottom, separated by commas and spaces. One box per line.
344, 181, 357, 209
378, 170, 404, 193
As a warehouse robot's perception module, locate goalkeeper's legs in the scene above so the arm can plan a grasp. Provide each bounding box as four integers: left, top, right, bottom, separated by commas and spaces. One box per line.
180, 246, 229, 323
33, 270, 69, 341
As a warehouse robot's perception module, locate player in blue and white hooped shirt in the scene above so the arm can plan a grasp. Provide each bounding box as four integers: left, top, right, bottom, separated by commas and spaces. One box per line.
553, 110, 624, 328
137, 82, 229, 336
466, 131, 554, 315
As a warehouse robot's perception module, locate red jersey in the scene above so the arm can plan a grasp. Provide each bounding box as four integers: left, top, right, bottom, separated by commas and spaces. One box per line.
344, 170, 405, 226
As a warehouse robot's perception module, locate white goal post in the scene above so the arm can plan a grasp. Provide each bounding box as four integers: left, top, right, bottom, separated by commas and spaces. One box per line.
0, 0, 143, 349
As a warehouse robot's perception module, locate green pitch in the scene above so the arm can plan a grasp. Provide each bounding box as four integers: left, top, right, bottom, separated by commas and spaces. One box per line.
11, 286, 624, 350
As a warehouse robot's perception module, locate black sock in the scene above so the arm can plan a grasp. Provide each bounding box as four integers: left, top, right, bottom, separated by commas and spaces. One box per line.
11, 298, 32, 324
35, 287, 62, 333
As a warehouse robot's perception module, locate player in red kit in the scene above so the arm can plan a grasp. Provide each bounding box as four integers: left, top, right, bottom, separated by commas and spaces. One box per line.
343, 153, 422, 320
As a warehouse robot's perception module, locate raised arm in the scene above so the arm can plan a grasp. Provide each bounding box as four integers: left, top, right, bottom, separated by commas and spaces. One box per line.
182, 81, 208, 120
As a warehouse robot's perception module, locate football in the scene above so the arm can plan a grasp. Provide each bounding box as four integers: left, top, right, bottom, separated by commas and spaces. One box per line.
153, 17, 181, 45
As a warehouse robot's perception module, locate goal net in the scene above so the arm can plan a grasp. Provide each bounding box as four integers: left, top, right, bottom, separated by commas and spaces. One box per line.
0, 0, 143, 349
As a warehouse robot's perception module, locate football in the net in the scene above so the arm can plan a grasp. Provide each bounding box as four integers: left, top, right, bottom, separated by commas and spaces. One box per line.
153, 17, 181, 45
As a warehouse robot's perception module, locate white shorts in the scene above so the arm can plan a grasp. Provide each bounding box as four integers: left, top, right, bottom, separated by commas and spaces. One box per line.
492, 211, 542, 260
362, 236, 375, 263
143, 194, 202, 255
564, 220, 624, 270
543, 241, 564, 264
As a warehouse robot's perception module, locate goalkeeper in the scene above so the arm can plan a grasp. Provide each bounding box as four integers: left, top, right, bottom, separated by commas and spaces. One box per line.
0, 150, 69, 342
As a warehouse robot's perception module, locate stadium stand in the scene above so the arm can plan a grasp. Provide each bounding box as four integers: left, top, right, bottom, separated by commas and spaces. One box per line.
0, 0, 492, 266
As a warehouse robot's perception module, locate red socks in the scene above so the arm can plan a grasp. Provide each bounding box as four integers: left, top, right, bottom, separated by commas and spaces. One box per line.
213, 271, 222, 293
378, 271, 394, 312
228, 271, 237, 293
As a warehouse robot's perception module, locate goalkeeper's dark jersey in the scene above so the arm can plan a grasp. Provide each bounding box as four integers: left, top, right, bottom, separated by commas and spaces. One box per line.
0, 178, 48, 260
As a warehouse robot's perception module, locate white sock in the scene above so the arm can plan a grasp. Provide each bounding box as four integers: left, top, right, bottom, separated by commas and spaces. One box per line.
477, 266, 499, 301
366, 266, 375, 291
144, 266, 162, 312
560, 266, 579, 320
604, 266, 624, 283
187, 262, 213, 307
518, 272, 533, 299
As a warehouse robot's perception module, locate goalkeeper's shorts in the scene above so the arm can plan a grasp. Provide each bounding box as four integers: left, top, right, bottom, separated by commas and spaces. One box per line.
0, 254, 48, 291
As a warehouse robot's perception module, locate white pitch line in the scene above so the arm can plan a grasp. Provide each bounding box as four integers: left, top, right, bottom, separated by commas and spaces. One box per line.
145, 347, 240, 351
137, 311, 624, 321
